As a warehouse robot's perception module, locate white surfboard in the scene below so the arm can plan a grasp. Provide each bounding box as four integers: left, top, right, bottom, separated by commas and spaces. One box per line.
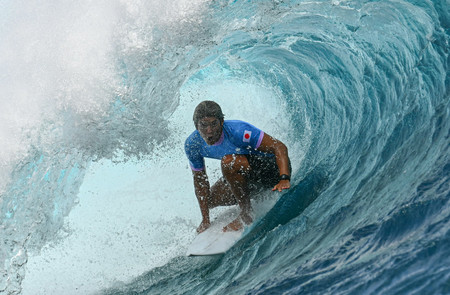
186, 206, 244, 256
186, 195, 279, 256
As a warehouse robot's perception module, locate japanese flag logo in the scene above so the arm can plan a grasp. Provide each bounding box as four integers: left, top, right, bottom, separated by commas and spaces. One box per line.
243, 130, 252, 143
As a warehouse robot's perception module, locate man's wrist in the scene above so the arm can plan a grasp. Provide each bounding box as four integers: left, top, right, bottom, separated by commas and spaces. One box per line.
279, 174, 290, 181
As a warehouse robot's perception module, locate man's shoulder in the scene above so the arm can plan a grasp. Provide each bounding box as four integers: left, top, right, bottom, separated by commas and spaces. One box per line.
223, 120, 264, 148
224, 120, 253, 129
224, 120, 260, 133
185, 130, 203, 147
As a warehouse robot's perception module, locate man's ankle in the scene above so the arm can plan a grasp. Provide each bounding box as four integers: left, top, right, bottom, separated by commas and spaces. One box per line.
240, 212, 253, 225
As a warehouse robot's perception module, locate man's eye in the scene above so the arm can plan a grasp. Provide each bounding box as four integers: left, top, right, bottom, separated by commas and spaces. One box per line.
200, 120, 219, 129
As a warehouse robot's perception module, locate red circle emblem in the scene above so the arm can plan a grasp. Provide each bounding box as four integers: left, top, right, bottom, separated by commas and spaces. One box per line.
245, 133, 250, 139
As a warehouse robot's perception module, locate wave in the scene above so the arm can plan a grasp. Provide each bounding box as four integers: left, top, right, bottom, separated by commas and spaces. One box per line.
1, 0, 448, 294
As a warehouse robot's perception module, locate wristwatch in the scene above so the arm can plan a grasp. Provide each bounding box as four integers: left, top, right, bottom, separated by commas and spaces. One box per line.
279, 174, 290, 181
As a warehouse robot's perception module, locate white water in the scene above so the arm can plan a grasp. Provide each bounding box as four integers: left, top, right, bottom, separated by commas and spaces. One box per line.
0, 0, 210, 193
21, 157, 197, 294
0, 0, 120, 194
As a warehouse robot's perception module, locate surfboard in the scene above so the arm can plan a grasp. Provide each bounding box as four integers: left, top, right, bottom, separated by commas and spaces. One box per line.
186, 194, 280, 256
186, 205, 244, 256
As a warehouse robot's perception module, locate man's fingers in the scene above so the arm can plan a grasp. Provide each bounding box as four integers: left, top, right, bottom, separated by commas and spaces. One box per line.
272, 183, 291, 192
272, 185, 282, 192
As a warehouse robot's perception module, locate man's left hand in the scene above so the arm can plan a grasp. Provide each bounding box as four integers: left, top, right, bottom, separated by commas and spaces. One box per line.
272, 180, 290, 192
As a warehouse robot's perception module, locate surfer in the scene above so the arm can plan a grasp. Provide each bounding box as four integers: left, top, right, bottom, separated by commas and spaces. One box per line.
185, 101, 291, 233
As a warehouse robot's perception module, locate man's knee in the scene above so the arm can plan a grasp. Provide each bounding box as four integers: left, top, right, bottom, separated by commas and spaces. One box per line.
221, 154, 250, 174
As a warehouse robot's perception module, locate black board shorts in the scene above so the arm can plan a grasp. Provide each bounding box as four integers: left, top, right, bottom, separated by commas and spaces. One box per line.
245, 154, 292, 193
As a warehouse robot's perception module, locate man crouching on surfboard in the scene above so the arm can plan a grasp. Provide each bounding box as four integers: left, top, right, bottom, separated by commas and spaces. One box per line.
185, 101, 291, 233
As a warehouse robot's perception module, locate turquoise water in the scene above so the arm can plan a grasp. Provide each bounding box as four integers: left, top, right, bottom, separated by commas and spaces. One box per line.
1, 0, 448, 294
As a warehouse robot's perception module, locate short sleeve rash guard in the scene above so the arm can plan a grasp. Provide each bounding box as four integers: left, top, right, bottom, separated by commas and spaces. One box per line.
184, 120, 272, 171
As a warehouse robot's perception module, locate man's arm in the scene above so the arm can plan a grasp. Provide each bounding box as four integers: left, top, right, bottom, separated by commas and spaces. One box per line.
192, 169, 211, 233
257, 133, 291, 192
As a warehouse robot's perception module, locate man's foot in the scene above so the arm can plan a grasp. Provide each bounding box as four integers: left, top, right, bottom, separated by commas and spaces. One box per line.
197, 220, 211, 234
223, 213, 252, 232
223, 217, 243, 232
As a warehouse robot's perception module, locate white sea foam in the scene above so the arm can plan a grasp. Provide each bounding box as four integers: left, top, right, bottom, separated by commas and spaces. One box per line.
0, 0, 210, 193
0, 0, 121, 194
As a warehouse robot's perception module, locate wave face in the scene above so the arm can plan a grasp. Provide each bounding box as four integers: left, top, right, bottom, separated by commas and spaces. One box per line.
1, 0, 449, 294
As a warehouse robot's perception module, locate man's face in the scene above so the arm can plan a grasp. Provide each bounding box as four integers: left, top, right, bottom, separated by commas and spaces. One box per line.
197, 117, 223, 145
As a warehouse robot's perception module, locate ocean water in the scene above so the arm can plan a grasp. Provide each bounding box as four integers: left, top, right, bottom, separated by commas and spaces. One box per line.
0, 0, 448, 294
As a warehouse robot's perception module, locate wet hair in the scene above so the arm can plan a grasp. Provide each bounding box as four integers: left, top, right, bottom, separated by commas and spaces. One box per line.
193, 101, 224, 128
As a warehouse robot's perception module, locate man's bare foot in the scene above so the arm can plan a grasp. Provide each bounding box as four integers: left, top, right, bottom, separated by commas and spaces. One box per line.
197, 220, 211, 234
223, 213, 252, 232
223, 217, 243, 232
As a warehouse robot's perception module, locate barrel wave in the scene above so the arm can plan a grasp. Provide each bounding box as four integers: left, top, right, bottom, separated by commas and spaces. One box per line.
1, 0, 448, 294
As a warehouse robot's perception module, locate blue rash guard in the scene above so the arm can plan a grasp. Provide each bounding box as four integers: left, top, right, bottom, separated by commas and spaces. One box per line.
185, 120, 274, 171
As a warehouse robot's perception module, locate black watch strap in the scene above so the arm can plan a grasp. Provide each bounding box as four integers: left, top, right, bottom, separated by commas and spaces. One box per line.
280, 174, 290, 181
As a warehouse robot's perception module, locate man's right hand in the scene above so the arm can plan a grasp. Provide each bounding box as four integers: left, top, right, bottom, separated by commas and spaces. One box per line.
197, 220, 211, 233
272, 179, 291, 192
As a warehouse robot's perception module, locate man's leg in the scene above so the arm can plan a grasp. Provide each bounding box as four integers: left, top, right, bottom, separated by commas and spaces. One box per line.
208, 178, 236, 207
221, 154, 253, 231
